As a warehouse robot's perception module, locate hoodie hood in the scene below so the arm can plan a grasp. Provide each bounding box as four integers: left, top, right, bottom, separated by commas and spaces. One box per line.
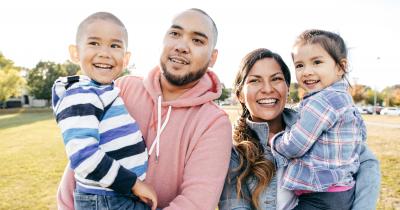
143, 66, 222, 107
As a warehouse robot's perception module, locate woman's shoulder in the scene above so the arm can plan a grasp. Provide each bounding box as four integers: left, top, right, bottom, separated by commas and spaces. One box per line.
230, 147, 240, 165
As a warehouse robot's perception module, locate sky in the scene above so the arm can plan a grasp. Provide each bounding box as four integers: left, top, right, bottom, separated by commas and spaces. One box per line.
1, 0, 399, 90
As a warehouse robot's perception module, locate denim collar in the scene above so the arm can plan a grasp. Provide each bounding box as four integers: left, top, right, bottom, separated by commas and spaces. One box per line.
245, 108, 298, 147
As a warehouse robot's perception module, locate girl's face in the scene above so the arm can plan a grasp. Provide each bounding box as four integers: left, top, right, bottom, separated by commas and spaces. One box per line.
292, 43, 345, 92
240, 58, 288, 123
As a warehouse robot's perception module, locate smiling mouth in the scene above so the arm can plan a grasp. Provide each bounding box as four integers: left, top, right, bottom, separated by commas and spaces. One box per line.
303, 80, 320, 85
169, 56, 189, 65
257, 98, 278, 105
93, 63, 113, 70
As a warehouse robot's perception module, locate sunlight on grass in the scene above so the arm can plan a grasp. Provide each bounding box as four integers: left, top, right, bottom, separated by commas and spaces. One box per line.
0, 110, 67, 210
0, 108, 399, 209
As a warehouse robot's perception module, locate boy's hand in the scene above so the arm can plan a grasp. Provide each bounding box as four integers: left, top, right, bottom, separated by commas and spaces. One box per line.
132, 180, 158, 210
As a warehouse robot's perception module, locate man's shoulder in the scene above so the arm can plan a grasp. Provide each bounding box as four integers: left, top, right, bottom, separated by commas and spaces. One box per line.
115, 75, 144, 87
199, 101, 230, 121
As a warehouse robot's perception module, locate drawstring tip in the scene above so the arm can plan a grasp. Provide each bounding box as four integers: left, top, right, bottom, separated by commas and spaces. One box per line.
155, 155, 159, 163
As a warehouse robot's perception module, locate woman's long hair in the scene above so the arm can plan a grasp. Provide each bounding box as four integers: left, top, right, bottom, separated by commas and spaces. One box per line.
232, 48, 291, 209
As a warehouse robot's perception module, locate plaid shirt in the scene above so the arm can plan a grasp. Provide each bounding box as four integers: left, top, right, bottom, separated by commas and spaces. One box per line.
271, 80, 366, 192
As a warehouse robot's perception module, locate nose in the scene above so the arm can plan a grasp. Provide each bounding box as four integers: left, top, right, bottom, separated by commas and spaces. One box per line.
97, 46, 111, 58
260, 81, 274, 94
302, 66, 314, 76
174, 39, 189, 54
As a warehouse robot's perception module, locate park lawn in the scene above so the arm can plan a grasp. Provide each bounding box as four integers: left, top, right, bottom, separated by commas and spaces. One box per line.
0, 109, 67, 210
0, 108, 399, 209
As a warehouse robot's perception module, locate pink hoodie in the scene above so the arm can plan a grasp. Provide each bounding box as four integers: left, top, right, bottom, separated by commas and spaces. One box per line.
57, 66, 232, 210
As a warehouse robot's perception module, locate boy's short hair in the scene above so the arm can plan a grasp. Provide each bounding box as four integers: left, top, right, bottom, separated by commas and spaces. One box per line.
76, 12, 128, 46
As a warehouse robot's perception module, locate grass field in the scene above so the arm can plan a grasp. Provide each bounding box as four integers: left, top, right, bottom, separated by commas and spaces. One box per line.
0, 108, 399, 209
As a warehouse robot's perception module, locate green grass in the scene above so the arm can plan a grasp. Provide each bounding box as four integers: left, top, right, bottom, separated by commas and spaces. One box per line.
0, 108, 67, 210
0, 108, 399, 209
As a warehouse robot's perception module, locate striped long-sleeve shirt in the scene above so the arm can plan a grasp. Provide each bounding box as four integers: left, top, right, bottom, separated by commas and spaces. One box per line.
271, 80, 366, 192
52, 75, 148, 196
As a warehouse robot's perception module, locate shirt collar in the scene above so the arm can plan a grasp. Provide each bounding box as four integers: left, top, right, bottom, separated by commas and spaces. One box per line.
303, 79, 348, 100
245, 108, 298, 147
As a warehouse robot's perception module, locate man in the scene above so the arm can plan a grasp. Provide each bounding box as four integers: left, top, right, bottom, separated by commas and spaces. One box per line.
57, 8, 232, 210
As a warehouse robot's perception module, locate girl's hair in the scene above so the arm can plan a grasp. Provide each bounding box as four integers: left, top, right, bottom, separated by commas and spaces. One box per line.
293, 29, 348, 74
232, 48, 290, 209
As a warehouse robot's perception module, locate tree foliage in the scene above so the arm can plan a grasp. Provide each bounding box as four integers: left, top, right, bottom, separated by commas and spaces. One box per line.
382, 85, 400, 106
0, 53, 25, 104
218, 87, 231, 102
289, 83, 300, 103
26, 61, 80, 100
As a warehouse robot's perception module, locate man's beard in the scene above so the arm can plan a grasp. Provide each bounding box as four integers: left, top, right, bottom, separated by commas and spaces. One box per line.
160, 61, 209, 86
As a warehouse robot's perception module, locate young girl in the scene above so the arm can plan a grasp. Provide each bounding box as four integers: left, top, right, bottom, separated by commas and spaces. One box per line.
270, 29, 366, 210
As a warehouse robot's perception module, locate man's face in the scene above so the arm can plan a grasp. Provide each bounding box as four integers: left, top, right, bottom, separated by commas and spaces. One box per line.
160, 10, 217, 86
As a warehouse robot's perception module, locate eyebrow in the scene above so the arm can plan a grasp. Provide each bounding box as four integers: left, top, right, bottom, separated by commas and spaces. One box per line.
170, 24, 209, 40
87, 36, 124, 44
310, 56, 324, 60
248, 72, 283, 78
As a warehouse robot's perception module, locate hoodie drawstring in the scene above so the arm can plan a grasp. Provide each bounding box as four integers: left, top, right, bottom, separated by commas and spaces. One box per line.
148, 95, 172, 162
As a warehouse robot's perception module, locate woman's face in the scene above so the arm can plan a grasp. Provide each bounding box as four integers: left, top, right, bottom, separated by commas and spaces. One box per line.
240, 58, 289, 122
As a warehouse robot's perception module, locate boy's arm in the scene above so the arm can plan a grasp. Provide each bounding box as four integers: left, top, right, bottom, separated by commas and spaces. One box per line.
54, 87, 137, 195
272, 98, 337, 158
352, 143, 381, 210
164, 114, 232, 210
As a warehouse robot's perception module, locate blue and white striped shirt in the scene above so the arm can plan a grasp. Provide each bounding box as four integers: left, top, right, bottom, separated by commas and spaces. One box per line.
271, 80, 366, 192
52, 75, 148, 196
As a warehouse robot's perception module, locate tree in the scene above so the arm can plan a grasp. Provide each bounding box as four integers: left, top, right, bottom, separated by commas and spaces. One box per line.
289, 83, 300, 103
382, 85, 400, 106
218, 87, 231, 102
364, 88, 383, 105
64, 60, 80, 75
350, 84, 368, 104
0, 53, 25, 106
391, 86, 400, 106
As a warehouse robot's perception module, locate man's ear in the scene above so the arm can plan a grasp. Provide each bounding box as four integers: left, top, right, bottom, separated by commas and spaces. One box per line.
123, 51, 131, 69
68, 45, 80, 64
208, 49, 218, 68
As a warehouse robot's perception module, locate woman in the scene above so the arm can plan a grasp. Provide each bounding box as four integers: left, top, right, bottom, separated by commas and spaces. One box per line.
218, 48, 380, 210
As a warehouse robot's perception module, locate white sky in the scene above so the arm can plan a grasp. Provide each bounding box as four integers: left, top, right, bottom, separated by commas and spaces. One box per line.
1, 0, 399, 90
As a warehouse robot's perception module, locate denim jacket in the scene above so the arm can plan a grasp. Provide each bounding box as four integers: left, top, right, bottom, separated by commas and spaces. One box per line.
219, 108, 380, 210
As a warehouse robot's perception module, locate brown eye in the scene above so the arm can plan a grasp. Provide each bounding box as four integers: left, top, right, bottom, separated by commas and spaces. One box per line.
111, 43, 122, 48
88, 41, 100, 46
295, 64, 304, 70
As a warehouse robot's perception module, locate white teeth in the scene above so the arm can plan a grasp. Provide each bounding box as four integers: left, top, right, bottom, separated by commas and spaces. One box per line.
170, 57, 189, 65
304, 80, 318, 84
257, 98, 277, 104
93, 63, 112, 69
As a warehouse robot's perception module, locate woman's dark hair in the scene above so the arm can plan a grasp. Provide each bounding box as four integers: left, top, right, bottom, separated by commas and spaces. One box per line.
232, 48, 290, 209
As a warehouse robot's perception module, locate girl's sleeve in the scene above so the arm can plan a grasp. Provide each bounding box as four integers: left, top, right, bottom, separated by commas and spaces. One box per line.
352, 143, 380, 210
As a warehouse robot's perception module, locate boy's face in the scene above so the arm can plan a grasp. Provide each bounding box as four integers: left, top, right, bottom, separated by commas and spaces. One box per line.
69, 19, 130, 84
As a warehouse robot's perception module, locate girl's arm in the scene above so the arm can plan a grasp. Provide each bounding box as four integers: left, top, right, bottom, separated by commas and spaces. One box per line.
272, 98, 337, 158
352, 143, 380, 210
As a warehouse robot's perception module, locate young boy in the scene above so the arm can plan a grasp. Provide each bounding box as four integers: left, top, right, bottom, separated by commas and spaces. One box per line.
52, 12, 157, 210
